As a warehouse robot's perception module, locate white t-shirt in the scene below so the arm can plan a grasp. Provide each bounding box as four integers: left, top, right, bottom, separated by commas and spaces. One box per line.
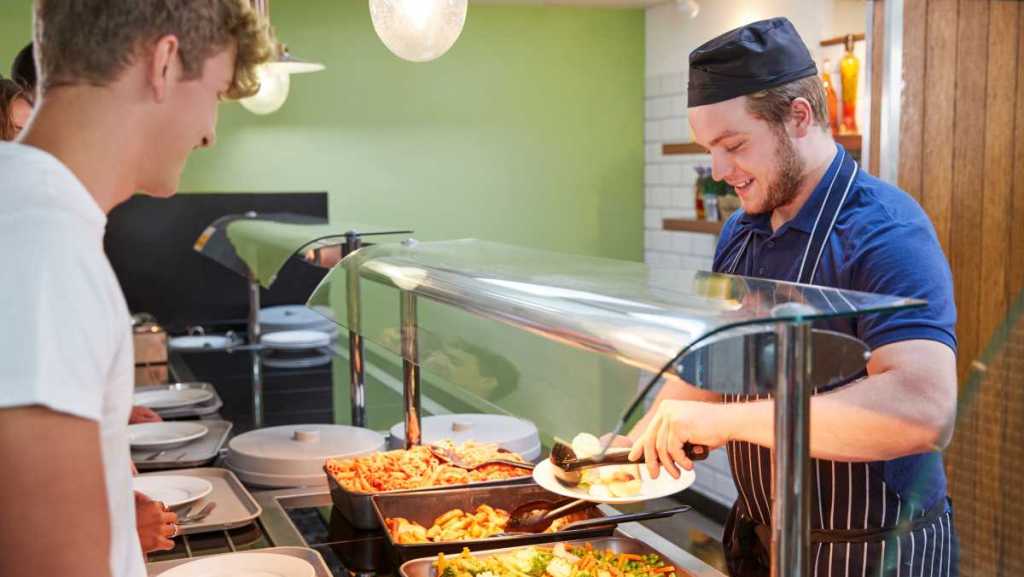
0, 143, 145, 577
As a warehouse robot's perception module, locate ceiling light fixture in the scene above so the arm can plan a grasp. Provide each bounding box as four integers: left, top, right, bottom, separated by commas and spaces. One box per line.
241, 0, 325, 115
369, 0, 469, 63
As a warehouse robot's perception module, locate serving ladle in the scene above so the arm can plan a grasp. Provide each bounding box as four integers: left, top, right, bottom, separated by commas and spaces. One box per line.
504, 497, 692, 534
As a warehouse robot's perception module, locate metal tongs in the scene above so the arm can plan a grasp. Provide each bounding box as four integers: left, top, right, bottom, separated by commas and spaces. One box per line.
549, 439, 708, 486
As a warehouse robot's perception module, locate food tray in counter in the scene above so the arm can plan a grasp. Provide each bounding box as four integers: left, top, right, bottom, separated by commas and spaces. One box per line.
399, 536, 694, 577
373, 482, 615, 562
138, 467, 261, 535
325, 444, 534, 530
135, 382, 224, 419
145, 546, 331, 576
133, 420, 233, 471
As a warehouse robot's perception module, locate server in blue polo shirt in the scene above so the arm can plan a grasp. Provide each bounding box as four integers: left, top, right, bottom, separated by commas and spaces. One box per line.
626, 18, 959, 577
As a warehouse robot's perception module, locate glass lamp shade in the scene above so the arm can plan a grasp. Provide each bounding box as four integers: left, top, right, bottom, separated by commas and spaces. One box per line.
240, 65, 291, 115
369, 0, 468, 63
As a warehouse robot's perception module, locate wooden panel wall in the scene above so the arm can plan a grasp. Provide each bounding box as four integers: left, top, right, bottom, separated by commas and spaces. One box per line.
897, 1, 1024, 575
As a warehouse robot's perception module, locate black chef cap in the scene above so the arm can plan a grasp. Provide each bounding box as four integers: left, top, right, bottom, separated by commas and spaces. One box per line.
688, 17, 817, 108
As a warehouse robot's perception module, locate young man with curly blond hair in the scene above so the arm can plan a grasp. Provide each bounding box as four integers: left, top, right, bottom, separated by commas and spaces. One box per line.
0, 2, 273, 576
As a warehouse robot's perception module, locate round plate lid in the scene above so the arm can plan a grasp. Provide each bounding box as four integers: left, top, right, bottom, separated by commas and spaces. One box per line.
259, 305, 336, 330
227, 424, 385, 477
390, 413, 539, 456
261, 330, 331, 351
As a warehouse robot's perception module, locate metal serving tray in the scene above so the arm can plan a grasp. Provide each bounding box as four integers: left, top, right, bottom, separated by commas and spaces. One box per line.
326, 465, 532, 530
135, 382, 224, 419
399, 536, 694, 577
146, 546, 331, 576
139, 467, 262, 535
373, 482, 615, 563
133, 420, 233, 471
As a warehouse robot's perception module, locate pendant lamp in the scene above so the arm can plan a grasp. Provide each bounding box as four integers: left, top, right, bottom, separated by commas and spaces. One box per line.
241, 0, 325, 115
369, 0, 468, 63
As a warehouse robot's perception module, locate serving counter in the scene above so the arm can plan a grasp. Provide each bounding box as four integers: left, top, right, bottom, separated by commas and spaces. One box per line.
306, 239, 923, 577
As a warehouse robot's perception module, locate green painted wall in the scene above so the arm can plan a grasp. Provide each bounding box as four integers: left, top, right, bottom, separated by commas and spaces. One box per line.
2, 2, 645, 261
1, 2, 647, 436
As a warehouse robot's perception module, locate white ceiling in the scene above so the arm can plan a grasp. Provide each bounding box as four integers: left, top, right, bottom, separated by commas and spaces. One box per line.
471, 0, 668, 8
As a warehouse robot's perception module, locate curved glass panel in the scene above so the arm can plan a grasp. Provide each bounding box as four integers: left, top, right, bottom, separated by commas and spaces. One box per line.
194, 211, 411, 287
307, 239, 924, 440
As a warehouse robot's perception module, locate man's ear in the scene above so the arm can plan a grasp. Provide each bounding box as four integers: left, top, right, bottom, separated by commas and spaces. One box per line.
148, 35, 180, 103
789, 97, 815, 138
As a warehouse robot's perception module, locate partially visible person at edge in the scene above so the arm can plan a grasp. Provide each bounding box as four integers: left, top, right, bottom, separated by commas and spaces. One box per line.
0, 75, 31, 140
618, 18, 959, 577
0, 2, 273, 576
0, 43, 35, 140
3, 40, 180, 556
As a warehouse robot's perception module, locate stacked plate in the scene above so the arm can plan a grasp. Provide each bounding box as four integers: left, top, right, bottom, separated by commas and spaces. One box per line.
168, 333, 240, 352
388, 414, 542, 462
133, 383, 222, 418
133, 475, 214, 509
134, 387, 214, 410
128, 422, 209, 450
158, 552, 316, 577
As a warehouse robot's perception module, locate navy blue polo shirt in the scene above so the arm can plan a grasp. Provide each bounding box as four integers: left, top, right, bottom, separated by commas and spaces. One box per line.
712, 144, 957, 511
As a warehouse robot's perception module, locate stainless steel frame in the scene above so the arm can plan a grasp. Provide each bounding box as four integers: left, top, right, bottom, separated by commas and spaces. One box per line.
772, 322, 813, 577
400, 290, 422, 448
878, 0, 904, 184
248, 276, 265, 429
346, 232, 368, 427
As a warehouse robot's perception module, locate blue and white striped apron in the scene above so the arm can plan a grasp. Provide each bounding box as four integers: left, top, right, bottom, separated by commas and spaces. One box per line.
719, 149, 958, 577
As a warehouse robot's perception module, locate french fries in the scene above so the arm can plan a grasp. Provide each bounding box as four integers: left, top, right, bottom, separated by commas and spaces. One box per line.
324, 442, 530, 494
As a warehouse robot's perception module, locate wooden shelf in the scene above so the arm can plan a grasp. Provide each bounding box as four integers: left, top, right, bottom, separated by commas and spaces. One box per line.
662, 142, 708, 156
663, 218, 724, 235
820, 33, 865, 47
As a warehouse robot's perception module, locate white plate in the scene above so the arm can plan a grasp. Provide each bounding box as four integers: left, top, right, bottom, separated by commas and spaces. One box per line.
532, 458, 695, 505
134, 388, 214, 409
133, 475, 213, 509
260, 330, 331, 351
169, 335, 235, 351
128, 422, 209, 449
159, 552, 316, 577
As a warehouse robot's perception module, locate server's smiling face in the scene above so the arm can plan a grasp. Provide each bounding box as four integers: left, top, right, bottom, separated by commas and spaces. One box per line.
689, 95, 804, 216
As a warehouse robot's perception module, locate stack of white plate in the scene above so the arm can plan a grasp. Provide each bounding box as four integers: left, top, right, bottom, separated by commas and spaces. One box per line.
388, 414, 541, 462
259, 305, 339, 337
225, 424, 386, 488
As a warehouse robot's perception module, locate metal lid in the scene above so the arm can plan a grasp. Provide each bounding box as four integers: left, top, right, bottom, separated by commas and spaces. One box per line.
259, 305, 336, 331
226, 424, 386, 480
389, 414, 539, 457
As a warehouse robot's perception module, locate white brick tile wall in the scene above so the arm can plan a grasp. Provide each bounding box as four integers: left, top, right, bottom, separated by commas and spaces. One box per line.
644, 71, 737, 508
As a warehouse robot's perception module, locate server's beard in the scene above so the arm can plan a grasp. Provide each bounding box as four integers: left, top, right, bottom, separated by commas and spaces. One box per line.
759, 130, 805, 215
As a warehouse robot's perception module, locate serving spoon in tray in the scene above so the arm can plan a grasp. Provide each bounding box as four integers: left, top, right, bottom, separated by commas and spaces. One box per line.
428, 444, 534, 471
502, 497, 692, 534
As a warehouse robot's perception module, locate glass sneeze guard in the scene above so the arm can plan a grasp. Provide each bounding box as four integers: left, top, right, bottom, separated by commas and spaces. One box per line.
308, 238, 925, 577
